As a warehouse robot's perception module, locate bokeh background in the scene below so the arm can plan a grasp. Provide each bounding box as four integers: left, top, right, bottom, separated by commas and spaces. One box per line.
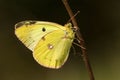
0, 0, 120, 80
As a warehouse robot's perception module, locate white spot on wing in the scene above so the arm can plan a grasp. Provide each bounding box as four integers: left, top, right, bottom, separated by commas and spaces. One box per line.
48, 44, 54, 49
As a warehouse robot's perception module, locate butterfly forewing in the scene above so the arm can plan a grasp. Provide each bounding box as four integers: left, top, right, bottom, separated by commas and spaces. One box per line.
15, 21, 64, 51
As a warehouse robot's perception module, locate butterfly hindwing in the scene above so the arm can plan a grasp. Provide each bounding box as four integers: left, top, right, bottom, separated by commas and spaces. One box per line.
33, 30, 73, 69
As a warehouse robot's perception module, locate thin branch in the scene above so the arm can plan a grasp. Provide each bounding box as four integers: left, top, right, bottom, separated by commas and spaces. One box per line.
62, 0, 95, 80
67, 11, 80, 23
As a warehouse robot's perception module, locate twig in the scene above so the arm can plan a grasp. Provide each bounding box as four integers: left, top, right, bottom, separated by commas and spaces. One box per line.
62, 0, 95, 80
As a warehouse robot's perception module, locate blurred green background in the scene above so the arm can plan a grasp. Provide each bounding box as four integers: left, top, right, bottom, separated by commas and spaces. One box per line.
0, 0, 120, 80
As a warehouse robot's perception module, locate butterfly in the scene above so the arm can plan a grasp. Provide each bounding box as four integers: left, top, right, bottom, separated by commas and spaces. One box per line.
15, 20, 75, 69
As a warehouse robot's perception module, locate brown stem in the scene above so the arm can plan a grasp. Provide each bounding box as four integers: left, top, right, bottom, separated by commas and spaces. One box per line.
62, 0, 95, 80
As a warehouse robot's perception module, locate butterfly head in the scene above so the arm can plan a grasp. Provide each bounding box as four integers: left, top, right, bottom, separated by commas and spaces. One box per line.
64, 23, 75, 39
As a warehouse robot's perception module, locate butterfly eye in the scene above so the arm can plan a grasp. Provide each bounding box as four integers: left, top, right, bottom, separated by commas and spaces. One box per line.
42, 27, 46, 32
64, 31, 69, 35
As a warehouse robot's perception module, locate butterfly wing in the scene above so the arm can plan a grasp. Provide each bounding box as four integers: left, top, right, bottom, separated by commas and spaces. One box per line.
15, 21, 64, 51
15, 20, 74, 69
33, 30, 74, 69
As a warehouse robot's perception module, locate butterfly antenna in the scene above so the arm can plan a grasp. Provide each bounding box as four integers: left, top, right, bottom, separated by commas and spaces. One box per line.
67, 11, 80, 23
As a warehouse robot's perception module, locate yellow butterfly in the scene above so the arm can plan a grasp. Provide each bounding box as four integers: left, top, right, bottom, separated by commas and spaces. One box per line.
15, 21, 75, 69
